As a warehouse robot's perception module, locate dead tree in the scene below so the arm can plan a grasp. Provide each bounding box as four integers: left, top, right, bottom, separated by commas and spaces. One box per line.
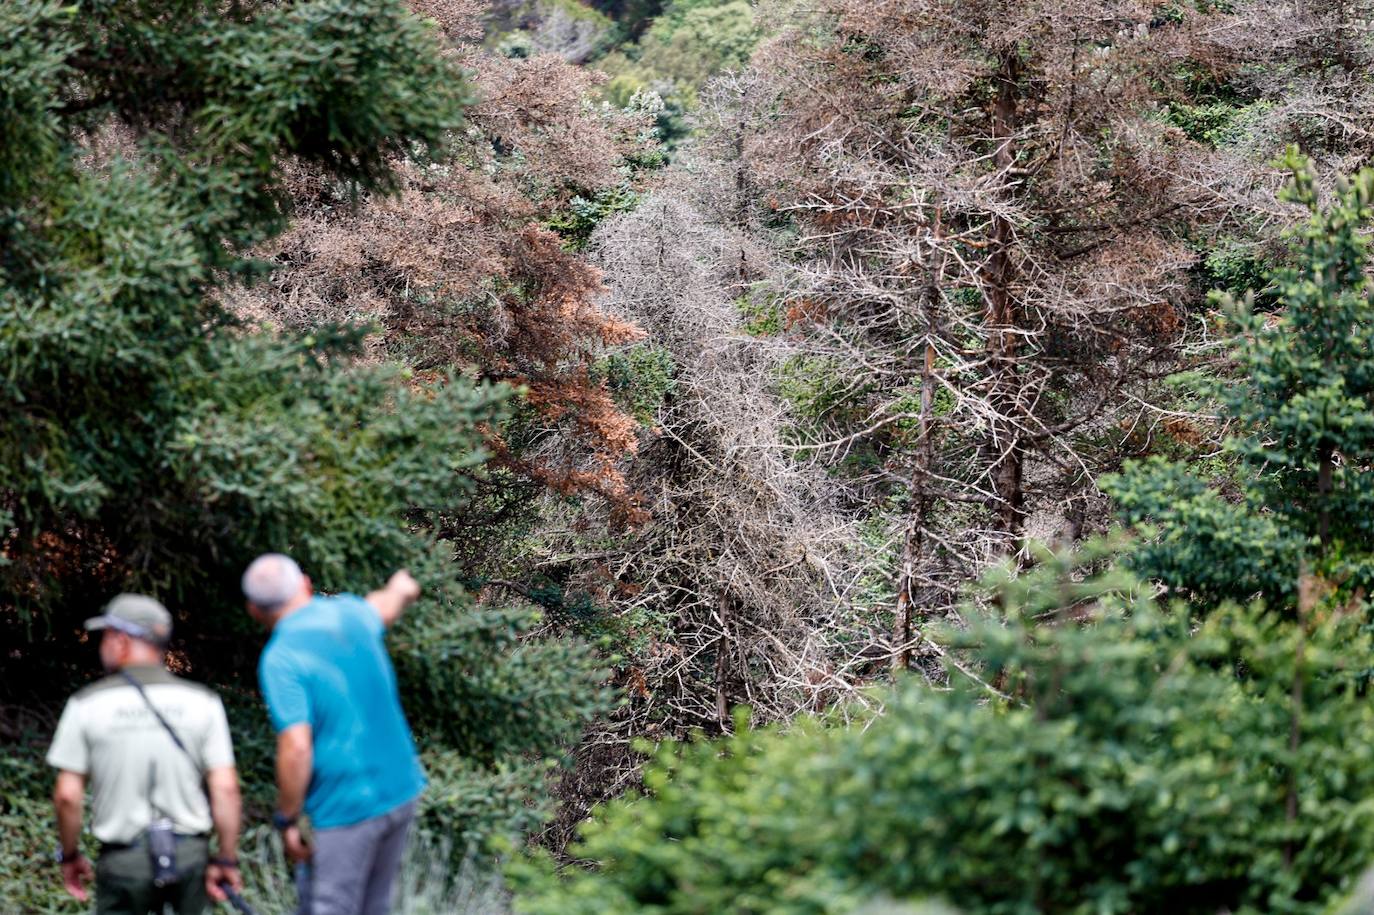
718, 0, 1230, 658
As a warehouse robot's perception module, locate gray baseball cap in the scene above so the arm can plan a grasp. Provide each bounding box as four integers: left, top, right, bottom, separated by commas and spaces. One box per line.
84, 593, 172, 645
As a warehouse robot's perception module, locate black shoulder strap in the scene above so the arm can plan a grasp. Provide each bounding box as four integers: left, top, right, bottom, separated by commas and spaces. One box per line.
119, 670, 202, 775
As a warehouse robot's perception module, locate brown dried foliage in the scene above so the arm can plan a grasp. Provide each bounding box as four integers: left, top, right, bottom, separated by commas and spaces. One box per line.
225, 8, 659, 513
407, 0, 487, 41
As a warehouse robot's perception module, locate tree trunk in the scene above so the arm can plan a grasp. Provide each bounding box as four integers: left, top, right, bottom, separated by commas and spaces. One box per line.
733, 122, 750, 231
985, 50, 1025, 552
714, 591, 733, 729
890, 376, 934, 670
894, 221, 945, 672
1316, 441, 1334, 546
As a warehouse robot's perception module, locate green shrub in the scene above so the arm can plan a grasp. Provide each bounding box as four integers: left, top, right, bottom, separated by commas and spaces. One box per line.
1108, 152, 1374, 609
511, 548, 1374, 914
593, 344, 679, 425
548, 184, 645, 250
596, 0, 760, 144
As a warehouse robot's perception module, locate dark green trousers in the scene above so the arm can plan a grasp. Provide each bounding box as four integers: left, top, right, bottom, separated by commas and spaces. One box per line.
95, 835, 209, 915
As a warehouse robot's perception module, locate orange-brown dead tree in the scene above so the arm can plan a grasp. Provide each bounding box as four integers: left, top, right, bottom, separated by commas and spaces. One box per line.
225, 3, 659, 528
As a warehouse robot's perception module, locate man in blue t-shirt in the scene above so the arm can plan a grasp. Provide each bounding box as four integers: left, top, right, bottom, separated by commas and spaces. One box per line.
241, 553, 426, 915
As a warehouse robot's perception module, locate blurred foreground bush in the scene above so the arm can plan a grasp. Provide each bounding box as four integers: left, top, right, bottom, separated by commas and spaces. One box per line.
513, 549, 1374, 914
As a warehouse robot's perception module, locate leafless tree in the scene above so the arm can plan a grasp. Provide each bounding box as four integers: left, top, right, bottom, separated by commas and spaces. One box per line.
1205, 0, 1374, 177
682, 0, 1242, 667
533, 186, 895, 845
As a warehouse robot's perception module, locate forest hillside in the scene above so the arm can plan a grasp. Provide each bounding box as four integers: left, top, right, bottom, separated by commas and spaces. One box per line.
6, 0, 1374, 912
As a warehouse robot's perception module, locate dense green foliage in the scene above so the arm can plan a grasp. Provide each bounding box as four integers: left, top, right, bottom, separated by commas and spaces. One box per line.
599, 0, 758, 129
513, 548, 1374, 914
1109, 152, 1374, 608
1, 0, 606, 909
1, 0, 473, 618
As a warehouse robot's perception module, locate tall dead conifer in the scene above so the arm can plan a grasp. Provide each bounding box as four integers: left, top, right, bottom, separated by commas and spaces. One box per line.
729, 0, 1224, 657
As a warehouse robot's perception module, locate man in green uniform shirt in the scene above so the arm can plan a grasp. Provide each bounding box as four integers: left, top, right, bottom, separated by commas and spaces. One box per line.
47, 594, 243, 914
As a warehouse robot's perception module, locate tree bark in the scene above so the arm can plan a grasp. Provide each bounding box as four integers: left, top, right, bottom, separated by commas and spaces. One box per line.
1316, 441, 1334, 546
715, 591, 733, 729
894, 217, 946, 672
985, 50, 1026, 552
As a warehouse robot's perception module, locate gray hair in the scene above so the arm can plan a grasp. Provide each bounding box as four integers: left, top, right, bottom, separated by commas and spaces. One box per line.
242, 553, 305, 612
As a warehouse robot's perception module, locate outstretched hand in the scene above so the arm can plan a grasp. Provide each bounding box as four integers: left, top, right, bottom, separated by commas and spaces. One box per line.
366, 570, 421, 627
60, 855, 93, 901
387, 569, 421, 604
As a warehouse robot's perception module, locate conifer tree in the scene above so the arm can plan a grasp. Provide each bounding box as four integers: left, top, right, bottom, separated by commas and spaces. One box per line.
513, 546, 1374, 914
223, 9, 662, 532
0, 2, 606, 898
1110, 151, 1374, 607
1, 0, 473, 620
705, 0, 1226, 663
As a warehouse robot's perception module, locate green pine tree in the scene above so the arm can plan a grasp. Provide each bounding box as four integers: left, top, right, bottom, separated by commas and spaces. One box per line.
1108, 150, 1374, 609
0, 1, 605, 904
511, 547, 1374, 914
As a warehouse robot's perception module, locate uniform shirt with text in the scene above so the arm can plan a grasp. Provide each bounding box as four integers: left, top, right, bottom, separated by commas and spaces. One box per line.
46, 666, 235, 844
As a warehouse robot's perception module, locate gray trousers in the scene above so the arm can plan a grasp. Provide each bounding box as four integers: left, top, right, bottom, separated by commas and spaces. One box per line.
295, 801, 415, 915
